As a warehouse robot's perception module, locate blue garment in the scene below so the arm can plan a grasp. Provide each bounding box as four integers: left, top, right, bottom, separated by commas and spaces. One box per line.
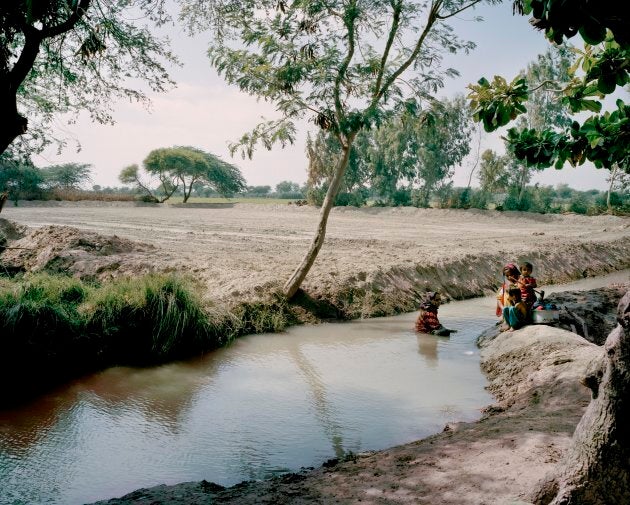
503, 306, 526, 329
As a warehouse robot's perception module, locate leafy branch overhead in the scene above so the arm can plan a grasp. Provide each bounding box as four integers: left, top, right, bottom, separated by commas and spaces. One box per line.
0, 0, 178, 156
197, 0, 493, 158
467, 0, 629, 173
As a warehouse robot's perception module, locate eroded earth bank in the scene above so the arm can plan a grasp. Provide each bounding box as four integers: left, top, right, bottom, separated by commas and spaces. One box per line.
2, 203, 629, 317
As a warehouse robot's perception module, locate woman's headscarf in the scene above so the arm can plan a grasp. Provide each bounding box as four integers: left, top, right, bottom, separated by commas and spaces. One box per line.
503, 263, 520, 280
420, 291, 439, 311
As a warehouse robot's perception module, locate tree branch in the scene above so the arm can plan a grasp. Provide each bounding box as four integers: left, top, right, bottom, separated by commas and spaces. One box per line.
372, 0, 442, 107
41, 0, 91, 39
9, 0, 91, 91
436, 0, 482, 20
373, 0, 403, 99
334, 0, 358, 126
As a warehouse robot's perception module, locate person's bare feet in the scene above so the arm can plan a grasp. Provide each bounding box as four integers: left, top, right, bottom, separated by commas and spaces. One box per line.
508, 328, 515, 332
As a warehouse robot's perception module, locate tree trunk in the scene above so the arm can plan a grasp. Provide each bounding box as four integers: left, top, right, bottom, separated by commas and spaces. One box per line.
607, 164, 618, 214
0, 94, 28, 155
532, 290, 630, 505
0, 191, 8, 213
517, 165, 528, 206
283, 138, 354, 299
466, 124, 482, 189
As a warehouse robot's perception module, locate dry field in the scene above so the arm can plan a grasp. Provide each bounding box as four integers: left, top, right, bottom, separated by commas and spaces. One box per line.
2, 202, 629, 312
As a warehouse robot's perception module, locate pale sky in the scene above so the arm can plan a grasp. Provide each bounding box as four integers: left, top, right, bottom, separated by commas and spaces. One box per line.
33, 2, 618, 191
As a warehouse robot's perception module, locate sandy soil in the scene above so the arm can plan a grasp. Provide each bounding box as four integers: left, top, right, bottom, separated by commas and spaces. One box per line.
2, 203, 629, 317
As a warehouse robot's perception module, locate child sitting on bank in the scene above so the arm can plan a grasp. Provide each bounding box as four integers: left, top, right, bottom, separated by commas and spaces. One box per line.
496, 263, 520, 317
415, 292, 456, 336
502, 287, 528, 331
518, 261, 537, 311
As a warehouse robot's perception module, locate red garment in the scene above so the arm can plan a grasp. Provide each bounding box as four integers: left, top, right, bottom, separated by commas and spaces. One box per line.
519, 275, 537, 306
415, 308, 442, 333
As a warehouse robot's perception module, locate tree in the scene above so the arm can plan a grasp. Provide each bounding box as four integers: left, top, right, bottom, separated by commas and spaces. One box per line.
532, 292, 630, 505
468, 3, 629, 177
0, 154, 44, 205
470, 46, 575, 206
189, 0, 496, 297
119, 163, 177, 203
246, 185, 272, 197
0, 1, 176, 157
478, 149, 511, 194
275, 181, 301, 194
143, 146, 246, 202
41, 163, 92, 190
306, 96, 473, 207
605, 164, 628, 213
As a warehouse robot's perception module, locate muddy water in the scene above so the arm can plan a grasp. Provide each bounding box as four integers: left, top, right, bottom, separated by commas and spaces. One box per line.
1, 272, 628, 505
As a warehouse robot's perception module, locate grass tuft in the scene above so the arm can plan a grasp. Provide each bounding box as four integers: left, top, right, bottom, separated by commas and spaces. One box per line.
0, 273, 299, 404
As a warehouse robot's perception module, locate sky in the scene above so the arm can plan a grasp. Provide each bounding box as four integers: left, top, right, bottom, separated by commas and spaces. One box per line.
33, 2, 620, 191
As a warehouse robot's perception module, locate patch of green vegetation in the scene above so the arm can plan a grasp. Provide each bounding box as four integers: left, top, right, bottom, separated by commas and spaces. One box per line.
168, 196, 296, 205
0, 273, 310, 403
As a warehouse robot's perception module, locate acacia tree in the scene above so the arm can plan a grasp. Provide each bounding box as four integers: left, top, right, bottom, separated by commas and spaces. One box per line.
119, 163, 179, 203
189, 0, 497, 298
0, 1, 176, 157
143, 146, 246, 202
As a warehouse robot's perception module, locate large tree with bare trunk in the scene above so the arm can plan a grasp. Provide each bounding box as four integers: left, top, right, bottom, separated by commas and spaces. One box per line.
532, 290, 630, 504
185, 0, 499, 298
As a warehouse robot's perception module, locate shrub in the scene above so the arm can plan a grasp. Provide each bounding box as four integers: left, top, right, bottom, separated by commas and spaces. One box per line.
390, 188, 412, 207
568, 194, 589, 214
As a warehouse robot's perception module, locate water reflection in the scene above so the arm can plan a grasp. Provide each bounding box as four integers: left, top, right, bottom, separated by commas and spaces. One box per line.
416, 332, 440, 367
1, 270, 627, 505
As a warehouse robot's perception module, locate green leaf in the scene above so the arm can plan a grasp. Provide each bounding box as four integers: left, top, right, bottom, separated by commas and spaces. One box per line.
597, 74, 616, 94
579, 23, 606, 46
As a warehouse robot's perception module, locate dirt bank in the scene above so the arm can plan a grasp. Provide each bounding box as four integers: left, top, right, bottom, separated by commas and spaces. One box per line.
2, 204, 629, 317
92, 285, 627, 505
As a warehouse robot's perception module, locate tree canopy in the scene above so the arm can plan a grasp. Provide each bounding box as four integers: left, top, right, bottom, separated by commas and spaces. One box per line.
0, 0, 176, 157
184, 0, 498, 296
307, 95, 473, 207
41, 163, 92, 190
468, 2, 629, 174
120, 146, 247, 203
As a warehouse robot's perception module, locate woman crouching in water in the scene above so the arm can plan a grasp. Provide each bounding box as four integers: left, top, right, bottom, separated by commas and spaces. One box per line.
415, 292, 456, 336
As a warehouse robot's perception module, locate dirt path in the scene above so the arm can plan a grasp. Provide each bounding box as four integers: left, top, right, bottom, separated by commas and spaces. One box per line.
2, 203, 629, 317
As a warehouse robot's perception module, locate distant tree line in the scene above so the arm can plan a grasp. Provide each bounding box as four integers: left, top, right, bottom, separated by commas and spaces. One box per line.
1, 147, 627, 214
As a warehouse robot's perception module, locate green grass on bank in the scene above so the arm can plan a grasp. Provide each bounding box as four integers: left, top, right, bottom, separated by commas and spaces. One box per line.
0, 273, 296, 403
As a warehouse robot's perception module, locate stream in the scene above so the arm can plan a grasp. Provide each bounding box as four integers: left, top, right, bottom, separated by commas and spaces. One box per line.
1, 271, 628, 505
